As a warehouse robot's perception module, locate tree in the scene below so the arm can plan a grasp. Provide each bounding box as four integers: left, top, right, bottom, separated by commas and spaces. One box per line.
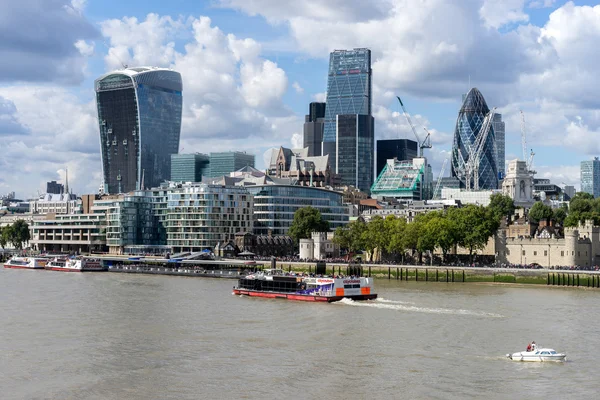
8, 220, 30, 250
488, 193, 516, 221
454, 205, 498, 263
385, 216, 406, 259
362, 216, 387, 261
0, 226, 10, 250
553, 208, 567, 225
288, 207, 329, 243
528, 202, 554, 222
571, 192, 594, 201
427, 216, 459, 263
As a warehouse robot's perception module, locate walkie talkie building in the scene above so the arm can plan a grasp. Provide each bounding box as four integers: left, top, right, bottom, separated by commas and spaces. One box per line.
95, 67, 182, 194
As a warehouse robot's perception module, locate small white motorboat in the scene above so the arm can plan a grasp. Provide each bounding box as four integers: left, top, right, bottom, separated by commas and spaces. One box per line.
506, 348, 566, 362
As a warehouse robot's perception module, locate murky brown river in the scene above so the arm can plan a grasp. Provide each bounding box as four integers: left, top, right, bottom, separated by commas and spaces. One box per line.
2, 269, 599, 399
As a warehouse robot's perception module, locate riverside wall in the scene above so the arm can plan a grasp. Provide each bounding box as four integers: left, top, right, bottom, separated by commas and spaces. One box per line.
271, 261, 600, 288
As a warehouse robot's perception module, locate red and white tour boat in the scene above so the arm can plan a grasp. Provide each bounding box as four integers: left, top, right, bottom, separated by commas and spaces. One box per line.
233, 269, 377, 302
45, 257, 107, 272
3, 256, 49, 269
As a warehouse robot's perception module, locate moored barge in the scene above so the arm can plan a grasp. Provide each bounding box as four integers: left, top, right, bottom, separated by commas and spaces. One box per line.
233, 269, 377, 302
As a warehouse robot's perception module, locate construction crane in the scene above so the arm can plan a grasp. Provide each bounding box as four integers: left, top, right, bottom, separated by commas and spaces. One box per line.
396, 96, 432, 157
520, 110, 536, 175
463, 108, 496, 190
433, 158, 448, 199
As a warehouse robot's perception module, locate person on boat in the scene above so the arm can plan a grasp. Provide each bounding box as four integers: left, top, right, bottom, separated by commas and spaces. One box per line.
531, 341, 537, 351
526, 343, 532, 352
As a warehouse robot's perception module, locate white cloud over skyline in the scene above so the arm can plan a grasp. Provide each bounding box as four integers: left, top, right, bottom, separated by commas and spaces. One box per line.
0, 0, 598, 197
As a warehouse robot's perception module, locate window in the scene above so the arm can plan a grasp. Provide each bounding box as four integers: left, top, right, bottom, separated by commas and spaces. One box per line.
534, 251, 537, 256
522, 250, 526, 256
544, 250, 547, 256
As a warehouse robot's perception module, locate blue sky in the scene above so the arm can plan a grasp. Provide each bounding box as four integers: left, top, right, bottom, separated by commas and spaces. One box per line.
1, 0, 599, 197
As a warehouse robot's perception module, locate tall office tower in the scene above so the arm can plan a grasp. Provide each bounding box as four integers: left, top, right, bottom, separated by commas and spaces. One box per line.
375, 139, 418, 177
303, 102, 326, 157
95, 67, 183, 194
171, 153, 210, 182
336, 114, 374, 193
323, 48, 372, 173
451, 88, 498, 190
581, 157, 600, 198
207, 151, 255, 178
492, 113, 506, 179
46, 181, 65, 195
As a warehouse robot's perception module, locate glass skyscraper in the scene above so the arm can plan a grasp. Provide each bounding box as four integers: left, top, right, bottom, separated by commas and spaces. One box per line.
451, 88, 498, 190
95, 67, 182, 194
323, 48, 372, 173
581, 158, 600, 198
336, 114, 374, 193
492, 113, 506, 179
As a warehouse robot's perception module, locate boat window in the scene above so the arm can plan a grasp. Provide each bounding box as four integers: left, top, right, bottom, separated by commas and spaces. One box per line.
541, 351, 549, 355
550, 351, 556, 354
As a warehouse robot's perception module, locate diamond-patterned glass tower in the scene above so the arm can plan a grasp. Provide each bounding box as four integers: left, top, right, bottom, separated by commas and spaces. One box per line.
451, 88, 498, 190
322, 48, 372, 173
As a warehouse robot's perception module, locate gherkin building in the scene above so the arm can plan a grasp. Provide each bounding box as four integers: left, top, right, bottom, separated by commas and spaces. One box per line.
450, 88, 498, 190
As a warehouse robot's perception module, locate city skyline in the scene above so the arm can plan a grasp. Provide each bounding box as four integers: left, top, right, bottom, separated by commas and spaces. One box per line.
0, 1, 599, 197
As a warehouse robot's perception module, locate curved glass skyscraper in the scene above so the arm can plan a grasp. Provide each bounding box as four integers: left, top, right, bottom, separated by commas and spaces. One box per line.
95, 67, 182, 194
451, 88, 498, 190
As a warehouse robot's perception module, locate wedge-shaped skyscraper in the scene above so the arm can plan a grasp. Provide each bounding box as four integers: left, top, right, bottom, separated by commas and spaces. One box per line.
451, 88, 498, 190
95, 67, 182, 194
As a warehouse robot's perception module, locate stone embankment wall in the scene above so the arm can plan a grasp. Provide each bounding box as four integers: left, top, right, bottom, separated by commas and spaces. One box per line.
272, 261, 600, 288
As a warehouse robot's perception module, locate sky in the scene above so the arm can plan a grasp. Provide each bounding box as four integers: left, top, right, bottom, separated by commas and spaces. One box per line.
1, 0, 599, 198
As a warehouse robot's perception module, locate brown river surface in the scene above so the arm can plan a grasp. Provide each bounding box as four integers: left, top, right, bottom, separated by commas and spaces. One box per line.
1, 268, 599, 399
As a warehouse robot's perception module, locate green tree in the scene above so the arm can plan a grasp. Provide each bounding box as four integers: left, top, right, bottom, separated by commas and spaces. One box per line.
385, 216, 406, 258
0, 226, 10, 250
571, 192, 594, 201
362, 216, 388, 261
454, 205, 498, 263
488, 193, 516, 221
427, 215, 459, 263
288, 207, 329, 243
528, 202, 554, 222
553, 208, 567, 225
8, 220, 30, 250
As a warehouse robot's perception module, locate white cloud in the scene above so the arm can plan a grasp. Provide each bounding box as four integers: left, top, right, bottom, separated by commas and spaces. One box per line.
292, 82, 304, 94
217, 0, 394, 23
100, 14, 298, 169
291, 133, 303, 148
528, 0, 556, 9
479, 0, 529, 29
74, 39, 95, 56
312, 92, 326, 102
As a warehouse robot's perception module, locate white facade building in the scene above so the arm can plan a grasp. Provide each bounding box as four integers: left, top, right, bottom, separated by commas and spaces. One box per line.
502, 159, 534, 207
30, 194, 82, 215
299, 232, 339, 260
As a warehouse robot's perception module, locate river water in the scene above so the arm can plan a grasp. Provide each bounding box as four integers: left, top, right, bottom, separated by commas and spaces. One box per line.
2, 269, 599, 400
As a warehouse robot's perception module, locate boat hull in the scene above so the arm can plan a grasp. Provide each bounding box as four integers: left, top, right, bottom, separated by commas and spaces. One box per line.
233, 289, 377, 302
3, 264, 44, 269
45, 266, 106, 272
507, 352, 566, 362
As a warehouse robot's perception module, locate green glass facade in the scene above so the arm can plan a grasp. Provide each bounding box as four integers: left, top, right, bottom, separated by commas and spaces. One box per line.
171, 153, 209, 182
207, 152, 255, 178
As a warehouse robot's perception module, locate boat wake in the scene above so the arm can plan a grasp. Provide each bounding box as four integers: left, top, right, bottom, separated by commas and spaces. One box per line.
375, 297, 415, 305
337, 298, 503, 318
